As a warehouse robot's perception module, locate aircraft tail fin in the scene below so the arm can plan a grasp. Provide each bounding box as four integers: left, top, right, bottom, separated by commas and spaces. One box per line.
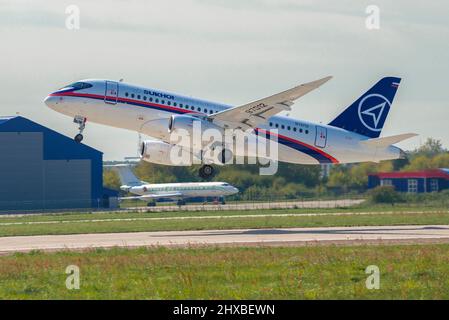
107, 164, 143, 187
360, 133, 418, 148
328, 77, 401, 138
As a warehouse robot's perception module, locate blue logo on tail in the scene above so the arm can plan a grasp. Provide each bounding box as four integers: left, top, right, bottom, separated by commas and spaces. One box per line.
358, 94, 390, 132
329, 77, 401, 138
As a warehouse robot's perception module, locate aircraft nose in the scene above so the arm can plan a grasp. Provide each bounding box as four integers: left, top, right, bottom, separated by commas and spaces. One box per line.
44, 95, 56, 109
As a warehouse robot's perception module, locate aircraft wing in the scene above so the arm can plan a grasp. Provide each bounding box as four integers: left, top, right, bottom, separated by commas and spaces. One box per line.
208, 76, 332, 130
120, 193, 183, 201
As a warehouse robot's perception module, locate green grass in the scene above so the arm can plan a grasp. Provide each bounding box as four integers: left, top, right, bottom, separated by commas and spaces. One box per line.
0, 209, 448, 237
1, 244, 449, 299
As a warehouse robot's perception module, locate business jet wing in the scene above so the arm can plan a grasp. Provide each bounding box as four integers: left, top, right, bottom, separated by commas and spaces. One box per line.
208, 76, 332, 130
120, 193, 183, 200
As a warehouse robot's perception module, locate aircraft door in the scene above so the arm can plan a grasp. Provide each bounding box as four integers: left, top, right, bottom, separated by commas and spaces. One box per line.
315, 126, 327, 148
105, 81, 118, 104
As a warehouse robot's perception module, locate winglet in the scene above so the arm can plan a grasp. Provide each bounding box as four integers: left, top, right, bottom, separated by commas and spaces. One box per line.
360, 133, 418, 148
307, 76, 333, 88
285, 76, 333, 101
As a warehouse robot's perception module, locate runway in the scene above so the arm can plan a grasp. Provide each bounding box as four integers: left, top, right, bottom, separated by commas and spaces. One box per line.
1, 225, 449, 253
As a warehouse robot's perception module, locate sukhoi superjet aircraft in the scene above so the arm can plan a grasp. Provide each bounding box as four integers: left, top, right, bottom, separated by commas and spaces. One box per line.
45, 76, 416, 178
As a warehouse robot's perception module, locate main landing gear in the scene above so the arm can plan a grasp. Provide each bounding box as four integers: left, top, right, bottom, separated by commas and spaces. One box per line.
199, 165, 215, 179
73, 116, 86, 143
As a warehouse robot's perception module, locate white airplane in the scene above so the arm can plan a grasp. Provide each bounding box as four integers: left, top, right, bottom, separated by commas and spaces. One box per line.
45, 76, 416, 178
109, 164, 239, 205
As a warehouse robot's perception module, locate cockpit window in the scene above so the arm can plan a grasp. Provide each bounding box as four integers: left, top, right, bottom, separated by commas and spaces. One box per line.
60, 82, 93, 90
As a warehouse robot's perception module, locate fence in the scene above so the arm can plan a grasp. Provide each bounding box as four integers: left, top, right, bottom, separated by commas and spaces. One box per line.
0, 193, 448, 215
0, 198, 112, 215
120, 198, 366, 213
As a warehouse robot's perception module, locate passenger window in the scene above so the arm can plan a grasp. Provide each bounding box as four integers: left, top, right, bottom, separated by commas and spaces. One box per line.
275, 124, 279, 128
131, 93, 135, 98
305, 130, 309, 134
191, 106, 195, 110
287, 126, 291, 130
155, 99, 159, 103
167, 101, 171, 106
269, 122, 273, 127
143, 96, 147, 101
204, 109, 208, 113
209, 110, 213, 114
149, 97, 153, 102
137, 95, 141, 99
125, 92, 129, 97
174, 102, 177, 107
197, 107, 201, 112
293, 127, 297, 132
161, 100, 165, 104
281, 125, 285, 129
180, 103, 183, 107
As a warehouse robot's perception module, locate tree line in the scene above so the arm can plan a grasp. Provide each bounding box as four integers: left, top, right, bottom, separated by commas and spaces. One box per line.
104, 138, 449, 200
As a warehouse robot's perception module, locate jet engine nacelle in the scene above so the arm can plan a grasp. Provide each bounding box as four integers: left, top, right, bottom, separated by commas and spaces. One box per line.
139, 140, 192, 166
168, 115, 224, 137
168, 114, 233, 159
167, 115, 238, 165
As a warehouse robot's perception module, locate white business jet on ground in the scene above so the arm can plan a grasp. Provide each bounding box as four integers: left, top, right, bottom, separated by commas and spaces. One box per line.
109, 164, 238, 206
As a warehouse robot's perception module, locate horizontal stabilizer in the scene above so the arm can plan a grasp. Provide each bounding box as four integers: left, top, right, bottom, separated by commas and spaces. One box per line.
360, 133, 418, 148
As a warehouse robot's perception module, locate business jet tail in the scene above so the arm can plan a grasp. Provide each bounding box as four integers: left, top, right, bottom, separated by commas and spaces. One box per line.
328, 77, 401, 138
107, 164, 144, 187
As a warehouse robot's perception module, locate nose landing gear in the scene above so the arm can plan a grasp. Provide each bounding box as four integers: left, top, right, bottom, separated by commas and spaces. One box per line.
74, 133, 83, 143
73, 116, 86, 143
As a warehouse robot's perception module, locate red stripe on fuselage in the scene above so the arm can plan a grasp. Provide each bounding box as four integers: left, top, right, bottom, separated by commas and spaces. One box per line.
256, 128, 339, 164
49, 91, 194, 115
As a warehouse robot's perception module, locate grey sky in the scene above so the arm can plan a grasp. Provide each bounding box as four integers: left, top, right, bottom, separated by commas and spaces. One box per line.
1, 0, 448, 160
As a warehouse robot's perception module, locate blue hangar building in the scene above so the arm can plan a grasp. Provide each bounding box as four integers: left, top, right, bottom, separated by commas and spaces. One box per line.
0, 116, 113, 211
